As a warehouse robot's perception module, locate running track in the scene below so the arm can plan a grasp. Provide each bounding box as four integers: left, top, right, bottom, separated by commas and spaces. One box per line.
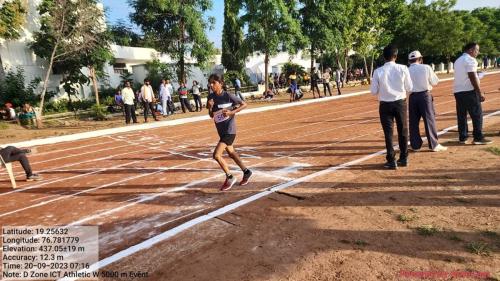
0, 73, 499, 274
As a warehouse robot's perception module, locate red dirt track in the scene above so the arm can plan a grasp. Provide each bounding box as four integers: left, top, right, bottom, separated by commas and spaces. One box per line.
1, 74, 499, 280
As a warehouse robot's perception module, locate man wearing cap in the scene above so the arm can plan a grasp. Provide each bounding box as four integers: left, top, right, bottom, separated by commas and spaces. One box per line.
453, 42, 492, 145
408, 51, 447, 152
371, 45, 413, 169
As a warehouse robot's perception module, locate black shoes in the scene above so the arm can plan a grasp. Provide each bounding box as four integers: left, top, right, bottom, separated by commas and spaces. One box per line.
383, 161, 397, 170
397, 159, 408, 167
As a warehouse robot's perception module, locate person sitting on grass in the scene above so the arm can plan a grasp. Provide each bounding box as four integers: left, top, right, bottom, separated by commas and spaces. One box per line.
0, 146, 41, 181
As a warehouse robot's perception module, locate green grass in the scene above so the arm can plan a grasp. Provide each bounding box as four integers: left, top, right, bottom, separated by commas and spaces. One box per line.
485, 146, 500, 156
416, 225, 439, 236
466, 241, 491, 256
397, 214, 417, 222
0, 122, 8, 130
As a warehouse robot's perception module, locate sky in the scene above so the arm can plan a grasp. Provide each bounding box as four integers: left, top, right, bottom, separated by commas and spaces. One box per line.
100, 0, 499, 49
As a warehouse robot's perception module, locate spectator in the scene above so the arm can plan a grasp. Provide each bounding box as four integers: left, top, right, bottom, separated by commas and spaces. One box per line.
322, 68, 332, 96
334, 68, 342, 95
178, 82, 194, 113
234, 77, 245, 101
140, 79, 158, 122
310, 67, 321, 98
4, 103, 16, 120
121, 81, 138, 124
192, 80, 202, 111
288, 70, 298, 102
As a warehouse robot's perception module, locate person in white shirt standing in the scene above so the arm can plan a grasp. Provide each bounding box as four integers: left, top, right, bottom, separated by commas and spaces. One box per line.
140, 78, 159, 122
371, 45, 413, 169
453, 42, 492, 145
159, 79, 172, 117
121, 81, 138, 124
408, 51, 447, 152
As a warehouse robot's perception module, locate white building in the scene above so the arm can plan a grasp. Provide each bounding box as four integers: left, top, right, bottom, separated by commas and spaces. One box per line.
0, 0, 315, 100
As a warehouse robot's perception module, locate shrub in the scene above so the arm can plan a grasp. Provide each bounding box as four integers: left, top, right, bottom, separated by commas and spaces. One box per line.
0, 67, 40, 107
90, 104, 107, 120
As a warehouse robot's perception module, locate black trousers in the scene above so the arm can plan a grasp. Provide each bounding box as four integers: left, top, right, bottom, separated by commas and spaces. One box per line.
142, 101, 157, 121
0, 146, 32, 176
124, 104, 137, 124
180, 98, 193, 113
311, 81, 321, 96
409, 91, 439, 149
193, 95, 202, 111
454, 90, 484, 141
323, 82, 332, 96
335, 81, 342, 95
379, 99, 408, 162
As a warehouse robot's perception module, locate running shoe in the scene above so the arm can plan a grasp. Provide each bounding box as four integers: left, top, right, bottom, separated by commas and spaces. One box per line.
220, 175, 237, 191
239, 169, 253, 186
26, 174, 41, 181
432, 144, 448, 152
473, 138, 493, 145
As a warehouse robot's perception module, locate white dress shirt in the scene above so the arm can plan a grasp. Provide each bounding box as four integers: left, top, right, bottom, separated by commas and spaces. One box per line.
159, 84, 171, 101
409, 63, 439, 92
453, 53, 478, 93
140, 85, 154, 102
371, 61, 413, 102
121, 87, 135, 105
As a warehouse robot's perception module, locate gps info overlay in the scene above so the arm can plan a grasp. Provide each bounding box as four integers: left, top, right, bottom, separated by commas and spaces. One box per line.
1, 226, 98, 280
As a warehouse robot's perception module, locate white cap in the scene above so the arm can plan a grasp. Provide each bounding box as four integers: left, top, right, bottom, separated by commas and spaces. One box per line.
408, 50, 423, 60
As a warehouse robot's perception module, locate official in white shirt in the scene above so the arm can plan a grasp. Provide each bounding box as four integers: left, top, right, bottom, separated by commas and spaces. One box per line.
453, 42, 492, 145
371, 45, 413, 169
140, 79, 158, 122
408, 51, 447, 152
121, 81, 138, 124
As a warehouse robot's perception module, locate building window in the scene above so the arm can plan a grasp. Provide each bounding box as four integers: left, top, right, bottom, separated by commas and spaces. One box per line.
113, 63, 128, 74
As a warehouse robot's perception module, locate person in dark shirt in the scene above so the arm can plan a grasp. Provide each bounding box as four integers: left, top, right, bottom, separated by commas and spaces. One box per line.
207, 74, 252, 191
0, 146, 41, 181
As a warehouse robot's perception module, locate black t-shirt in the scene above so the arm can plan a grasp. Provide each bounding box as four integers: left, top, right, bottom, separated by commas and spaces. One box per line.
208, 91, 243, 136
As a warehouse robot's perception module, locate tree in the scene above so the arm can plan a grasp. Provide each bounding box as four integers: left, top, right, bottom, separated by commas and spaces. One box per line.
299, 0, 344, 83
221, 0, 245, 73
0, 0, 27, 80
353, 0, 406, 82
241, 0, 306, 92
392, 0, 464, 72
130, 0, 216, 83
108, 20, 144, 47
469, 8, 499, 57
30, 0, 109, 122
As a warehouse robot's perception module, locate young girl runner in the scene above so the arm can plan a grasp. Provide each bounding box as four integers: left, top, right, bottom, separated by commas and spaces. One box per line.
207, 74, 252, 191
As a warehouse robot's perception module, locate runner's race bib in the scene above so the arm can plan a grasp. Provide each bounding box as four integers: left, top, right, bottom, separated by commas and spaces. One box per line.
213, 110, 229, 123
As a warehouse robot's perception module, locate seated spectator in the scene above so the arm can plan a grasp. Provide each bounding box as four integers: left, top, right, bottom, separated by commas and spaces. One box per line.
18, 103, 37, 127
262, 89, 274, 100
4, 103, 16, 120
0, 146, 41, 181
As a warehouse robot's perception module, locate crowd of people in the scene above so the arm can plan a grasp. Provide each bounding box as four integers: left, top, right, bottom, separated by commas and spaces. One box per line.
1, 41, 495, 189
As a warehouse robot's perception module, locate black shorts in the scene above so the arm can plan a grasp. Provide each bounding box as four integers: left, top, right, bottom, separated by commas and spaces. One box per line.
219, 134, 236, 146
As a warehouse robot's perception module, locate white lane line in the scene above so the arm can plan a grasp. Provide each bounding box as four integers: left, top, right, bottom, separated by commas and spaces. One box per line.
59, 109, 500, 281
58, 125, 382, 227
